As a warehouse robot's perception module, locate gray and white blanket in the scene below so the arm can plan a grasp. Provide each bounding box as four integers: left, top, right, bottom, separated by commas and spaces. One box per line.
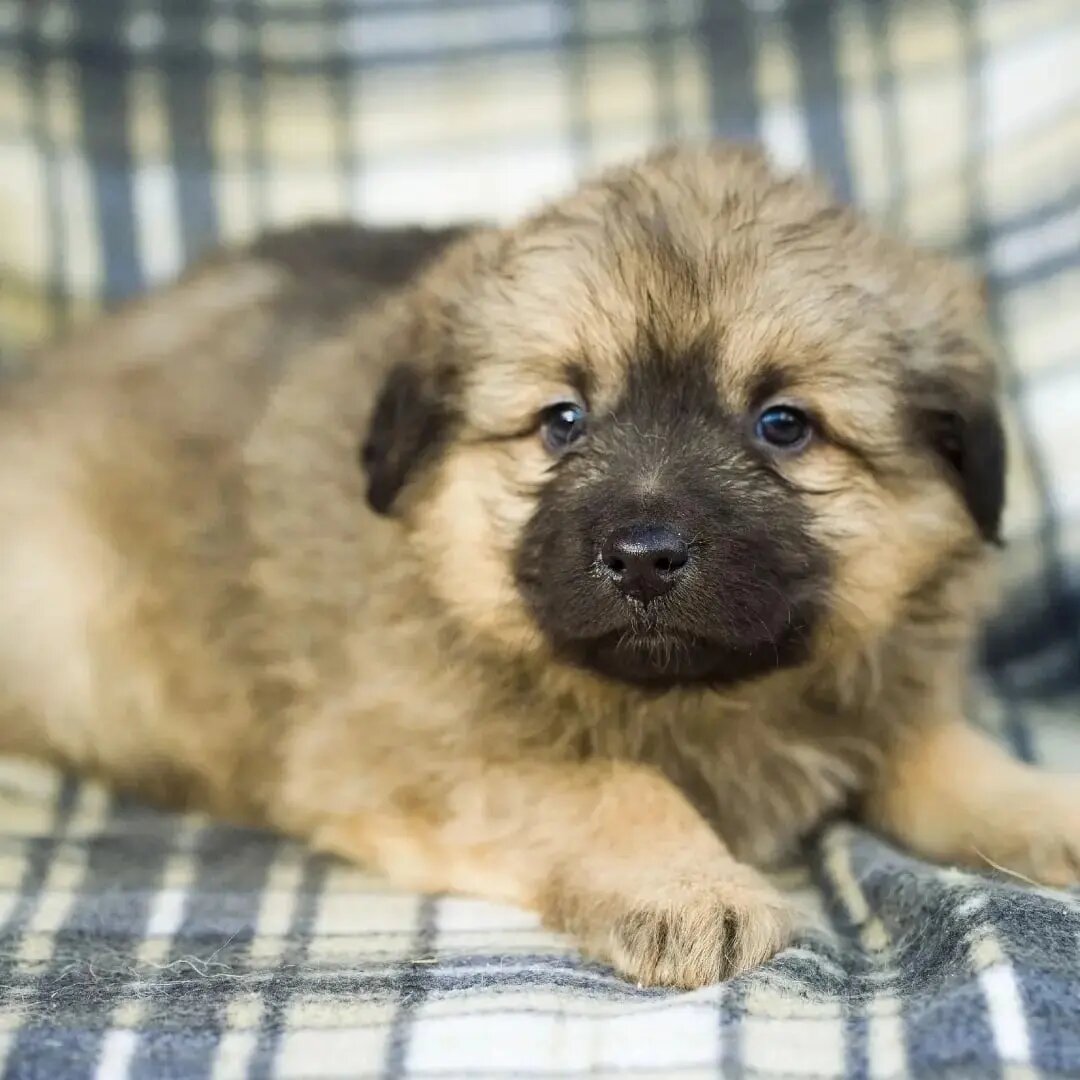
0, 0, 1078, 1076
0, 694, 1077, 1079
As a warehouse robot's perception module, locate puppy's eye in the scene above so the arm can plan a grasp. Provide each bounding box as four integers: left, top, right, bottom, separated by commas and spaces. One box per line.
755, 405, 812, 450
540, 402, 587, 454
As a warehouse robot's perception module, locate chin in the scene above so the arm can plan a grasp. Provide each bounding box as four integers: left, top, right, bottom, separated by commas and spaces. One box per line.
551, 624, 816, 691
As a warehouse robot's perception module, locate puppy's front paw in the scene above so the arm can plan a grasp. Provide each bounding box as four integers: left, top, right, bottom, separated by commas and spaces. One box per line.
975, 780, 1080, 889
545, 869, 792, 989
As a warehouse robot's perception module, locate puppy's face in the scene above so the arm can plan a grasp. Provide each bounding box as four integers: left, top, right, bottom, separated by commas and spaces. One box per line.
362, 146, 1004, 689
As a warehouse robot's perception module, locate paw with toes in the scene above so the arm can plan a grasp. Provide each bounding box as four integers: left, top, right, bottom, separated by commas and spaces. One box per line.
548, 870, 792, 989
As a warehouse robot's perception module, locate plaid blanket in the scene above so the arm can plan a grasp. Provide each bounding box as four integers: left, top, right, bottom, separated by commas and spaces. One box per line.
0, 700, 1076, 1080
0, 1, 1078, 1077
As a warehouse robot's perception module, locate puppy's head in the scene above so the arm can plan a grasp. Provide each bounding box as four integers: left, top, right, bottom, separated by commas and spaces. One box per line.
360, 145, 1004, 689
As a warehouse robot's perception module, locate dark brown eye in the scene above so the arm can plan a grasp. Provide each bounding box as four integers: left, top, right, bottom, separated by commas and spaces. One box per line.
755, 405, 812, 450
540, 402, 587, 454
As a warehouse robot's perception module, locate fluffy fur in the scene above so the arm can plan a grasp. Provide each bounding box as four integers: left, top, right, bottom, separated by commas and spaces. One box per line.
0, 146, 1076, 988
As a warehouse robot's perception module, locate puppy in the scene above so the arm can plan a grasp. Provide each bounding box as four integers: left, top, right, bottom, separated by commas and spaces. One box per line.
0, 145, 1076, 989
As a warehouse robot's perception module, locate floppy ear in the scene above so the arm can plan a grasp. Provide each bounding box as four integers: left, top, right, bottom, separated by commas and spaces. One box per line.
360, 361, 454, 515
914, 385, 1006, 545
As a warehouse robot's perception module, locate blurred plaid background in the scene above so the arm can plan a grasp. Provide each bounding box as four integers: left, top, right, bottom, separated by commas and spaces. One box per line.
0, 2, 1078, 1077
1, 1, 1075, 328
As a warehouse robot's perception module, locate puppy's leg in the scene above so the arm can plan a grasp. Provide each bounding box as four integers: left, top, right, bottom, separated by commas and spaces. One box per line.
309, 760, 790, 988
865, 720, 1080, 887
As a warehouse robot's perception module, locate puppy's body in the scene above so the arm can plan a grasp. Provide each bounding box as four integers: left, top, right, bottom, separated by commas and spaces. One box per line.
1, 147, 1077, 988
0, 225, 463, 813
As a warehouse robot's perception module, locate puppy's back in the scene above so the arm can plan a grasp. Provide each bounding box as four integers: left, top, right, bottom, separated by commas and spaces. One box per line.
0, 224, 459, 807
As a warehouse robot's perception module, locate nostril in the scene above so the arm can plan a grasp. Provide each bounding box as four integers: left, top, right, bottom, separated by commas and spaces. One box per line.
656, 544, 688, 574
607, 557, 626, 574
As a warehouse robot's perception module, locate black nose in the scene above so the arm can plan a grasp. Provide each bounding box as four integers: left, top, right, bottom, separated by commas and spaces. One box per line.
600, 524, 689, 603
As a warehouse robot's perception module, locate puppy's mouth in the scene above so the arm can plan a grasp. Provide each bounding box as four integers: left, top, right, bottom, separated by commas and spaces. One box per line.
551, 622, 813, 690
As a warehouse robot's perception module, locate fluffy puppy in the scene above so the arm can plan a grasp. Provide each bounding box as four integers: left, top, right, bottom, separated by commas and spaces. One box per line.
0, 145, 1077, 989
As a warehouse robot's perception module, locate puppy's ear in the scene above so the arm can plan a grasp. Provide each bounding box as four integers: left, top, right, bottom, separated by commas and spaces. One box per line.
361, 361, 455, 515
911, 379, 1006, 545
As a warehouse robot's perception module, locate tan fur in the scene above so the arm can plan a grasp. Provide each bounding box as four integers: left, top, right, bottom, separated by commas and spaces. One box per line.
0, 145, 1075, 988
866, 720, 1080, 887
